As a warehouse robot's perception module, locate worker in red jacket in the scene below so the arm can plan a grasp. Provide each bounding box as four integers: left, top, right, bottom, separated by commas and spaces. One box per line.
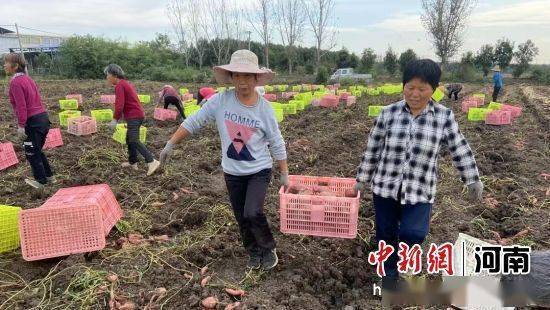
4, 53, 54, 190
104, 64, 160, 176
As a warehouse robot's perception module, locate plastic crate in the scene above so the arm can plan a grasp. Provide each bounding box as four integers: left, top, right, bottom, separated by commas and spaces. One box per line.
485, 110, 512, 125
59, 110, 82, 127
184, 104, 200, 117
59, 99, 79, 110
179, 87, 189, 95
337, 91, 350, 99
273, 108, 284, 123
501, 104, 522, 118
41, 184, 123, 236
277, 85, 288, 92
67, 116, 97, 136
452, 233, 496, 277
467, 108, 491, 121
113, 123, 147, 144
346, 96, 357, 107
216, 87, 227, 93
282, 92, 298, 99
181, 93, 194, 102
154, 108, 178, 121
461, 100, 479, 113
320, 95, 339, 108
66, 94, 83, 104
138, 94, 151, 104
289, 100, 305, 111
100, 95, 116, 104
43, 128, 63, 150
352, 90, 362, 98
472, 93, 485, 100
264, 85, 274, 92
91, 109, 114, 122
368, 105, 383, 117
281, 102, 297, 115
263, 94, 277, 102
432, 88, 445, 102
0, 142, 19, 171
279, 175, 360, 239
0, 205, 21, 253
291, 85, 301, 92
19, 204, 105, 261
488, 102, 502, 110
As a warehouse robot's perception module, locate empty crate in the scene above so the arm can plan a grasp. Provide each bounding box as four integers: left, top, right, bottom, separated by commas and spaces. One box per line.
59, 110, 82, 127
488, 102, 502, 110
368, 105, 383, 117
0, 142, 19, 171
184, 104, 200, 117
432, 88, 445, 102
138, 94, 151, 104
467, 108, 491, 121
263, 94, 277, 102
100, 95, 116, 104
281, 102, 297, 115
485, 110, 512, 125
43, 128, 64, 150
113, 124, 147, 144
59, 99, 79, 110
273, 108, 284, 123
91, 109, 114, 122
0, 205, 22, 253
461, 100, 479, 113
501, 104, 522, 118
320, 95, 339, 108
181, 93, 194, 102
41, 184, 123, 236
154, 108, 178, 121
67, 116, 97, 136
346, 96, 357, 106
289, 100, 305, 111
179, 87, 189, 95
66, 94, 83, 104
281, 92, 298, 99
279, 175, 360, 239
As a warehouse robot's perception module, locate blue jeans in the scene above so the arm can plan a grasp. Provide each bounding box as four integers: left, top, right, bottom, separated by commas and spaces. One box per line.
373, 193, 432, 278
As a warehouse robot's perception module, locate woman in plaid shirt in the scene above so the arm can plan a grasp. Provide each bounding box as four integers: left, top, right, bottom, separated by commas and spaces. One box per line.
354, 59, 484, 289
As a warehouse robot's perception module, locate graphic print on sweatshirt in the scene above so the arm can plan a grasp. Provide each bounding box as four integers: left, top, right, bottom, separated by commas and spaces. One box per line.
224, 111, 261, 161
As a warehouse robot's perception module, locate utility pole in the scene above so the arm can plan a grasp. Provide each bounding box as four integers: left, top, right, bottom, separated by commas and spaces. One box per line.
14, 23, 28, 74
246, 31, 251, 50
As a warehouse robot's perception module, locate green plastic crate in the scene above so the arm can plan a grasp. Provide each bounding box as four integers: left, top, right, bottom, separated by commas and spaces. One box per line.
277, 85, 288, 92
352, 90, 362, 98
217, 87, 227, 93
289, 100, 305, 111
184, 104, 201, 117
271, 102, 283, 109
113, 123, 146, 144
468, 108, 491, 121
368, 105, 384, 117
138, 94, 151, 104
282, 102, 297, 115
179, 88, 189, 95
273, 108, 284, 122
291, 85, 301, 92
265, 85, 274, 92
59, 110, 82, 127
0, 205, 21, 253
59, 99, 79, 110
91, 109, 114, 122
488, 102, 502, 110
349, 86, 357, 92
432, 88, 445, 102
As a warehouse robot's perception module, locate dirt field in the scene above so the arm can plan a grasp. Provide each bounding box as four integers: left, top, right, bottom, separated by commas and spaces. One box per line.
0, 79, 548, 309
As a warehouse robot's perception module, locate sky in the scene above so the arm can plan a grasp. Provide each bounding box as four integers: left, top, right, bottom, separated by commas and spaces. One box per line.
1, 0, 549, 64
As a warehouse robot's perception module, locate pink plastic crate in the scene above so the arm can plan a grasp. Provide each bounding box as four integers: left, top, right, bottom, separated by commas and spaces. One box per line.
485, 110, 512, 125
19, 204, 105, 261
0, 142, 19, 171
346, 96, 357, 107
154, 108, 178, 121
67, 116, 97, 136
181, 93, 194, 102
66, 94, 83, 104
501, 104, 522, 118
281, 92, 298, 99
339, 92, 350, 100
327, 85, 338, 91
41, 184, 123, 236
320, 95, 340, 108
279, 175, 360, 239
100, 95, 116, 104
461, 100, 479, 113
263, 93, 277, 102
43, 128, 63, 150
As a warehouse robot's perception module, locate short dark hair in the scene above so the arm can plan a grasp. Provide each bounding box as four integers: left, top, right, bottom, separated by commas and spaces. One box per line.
403, 59, 441, 91
3, 53, 27, 73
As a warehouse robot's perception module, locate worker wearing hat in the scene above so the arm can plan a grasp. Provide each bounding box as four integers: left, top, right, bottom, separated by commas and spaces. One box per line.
492, 65, 503, 102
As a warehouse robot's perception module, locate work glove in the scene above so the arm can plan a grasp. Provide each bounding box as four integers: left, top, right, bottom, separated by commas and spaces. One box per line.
108, 119, 118, 130
280, 172, 289, 190
159, 141, 175, 166
467, 181, 484, 201
17, 127, 26, 138
353, 181, 367, 196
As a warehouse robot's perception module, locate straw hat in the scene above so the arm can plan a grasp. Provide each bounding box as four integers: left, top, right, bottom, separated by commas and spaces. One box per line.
213, 50, 274, 86
491, 65, 501, 72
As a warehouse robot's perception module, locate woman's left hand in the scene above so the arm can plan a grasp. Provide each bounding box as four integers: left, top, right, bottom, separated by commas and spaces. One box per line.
279, 172, 289, 190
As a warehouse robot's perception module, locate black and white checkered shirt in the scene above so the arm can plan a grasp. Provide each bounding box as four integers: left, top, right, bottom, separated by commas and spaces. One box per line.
356, 100, 480, 205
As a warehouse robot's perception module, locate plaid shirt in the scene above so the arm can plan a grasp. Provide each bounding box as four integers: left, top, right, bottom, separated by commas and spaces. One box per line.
356, 100, 480, 205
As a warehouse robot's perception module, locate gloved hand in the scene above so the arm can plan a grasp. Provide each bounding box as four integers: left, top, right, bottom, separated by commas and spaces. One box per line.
17, 127, 26, 138
467, 181, 484, 201
280, 172, 289, 190
108, 119, 118, 130
353, 181, 367, 195
159, 141, 175, 166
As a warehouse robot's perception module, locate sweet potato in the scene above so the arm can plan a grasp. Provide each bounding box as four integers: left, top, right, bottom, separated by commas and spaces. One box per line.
200, 266, 209, 276
224, 302, 242, 310
201, 297, 218, 309
201, 276, 211, 287
225, 288, 245, 297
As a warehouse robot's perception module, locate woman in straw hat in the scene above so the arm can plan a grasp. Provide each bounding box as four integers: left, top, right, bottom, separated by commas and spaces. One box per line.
491, 65, 503, 102
159, 50, 288, 270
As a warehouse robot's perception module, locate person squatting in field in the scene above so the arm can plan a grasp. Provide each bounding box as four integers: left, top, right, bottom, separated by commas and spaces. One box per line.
157, 84, 185, 121
4, 53, 55, 190
104, 64, 160, 176
445, 83, 463, 101
159, 50, 288, 270
354, 59, 484, 290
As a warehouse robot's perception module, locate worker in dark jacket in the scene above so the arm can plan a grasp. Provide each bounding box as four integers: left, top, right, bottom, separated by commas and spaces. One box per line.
445, 83, 463, 101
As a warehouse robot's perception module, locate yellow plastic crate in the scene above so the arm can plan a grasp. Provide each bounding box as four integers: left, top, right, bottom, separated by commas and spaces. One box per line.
91, 109, 114, 122
468, 108, 491, 121
113, 123, 147, 144
273, 108, 284, 122
184, 104, 201, 117
59, 110, 82, 127
216, 87, 227, 93
59, 99, 79, 110
138, 94, 151, 104
432, 88, 445, 102
368, 105, 384, 117
291, 85, 301, 92
488, 102, 502, 110
282, 103, 297, 115
0, 205, 22, 253
179, 88, 189, 95
289, 100, 305, 111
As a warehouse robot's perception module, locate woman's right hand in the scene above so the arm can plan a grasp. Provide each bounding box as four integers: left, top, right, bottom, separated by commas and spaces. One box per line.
159, 141, 175, 166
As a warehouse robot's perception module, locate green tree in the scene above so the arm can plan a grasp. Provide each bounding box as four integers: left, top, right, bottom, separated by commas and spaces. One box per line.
349, 53, 360, 68
512, 40, 539, 78
458, 51, 476, 81
359, 48, 376, 73
474, 44, 494, 77
398, 49, 417, 73
383, 47, 398, 76
494, 38, 515, 70
336, 48, 350, 68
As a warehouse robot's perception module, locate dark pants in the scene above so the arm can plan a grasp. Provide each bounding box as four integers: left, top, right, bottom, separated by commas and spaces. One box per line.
163, 96, 185, 119
492, 86, 501, 102
224, 169, 276, 255
373, 193, 432, 278
448, 90, 460, 100
24, 112, 53, 184
126, 118, 154, 164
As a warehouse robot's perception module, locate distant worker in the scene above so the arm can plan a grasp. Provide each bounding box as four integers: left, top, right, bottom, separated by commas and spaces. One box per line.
445, 83, 463, 101
157, 85, 185, 121
492, 65, 503, 102
196, 87, 216, 107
